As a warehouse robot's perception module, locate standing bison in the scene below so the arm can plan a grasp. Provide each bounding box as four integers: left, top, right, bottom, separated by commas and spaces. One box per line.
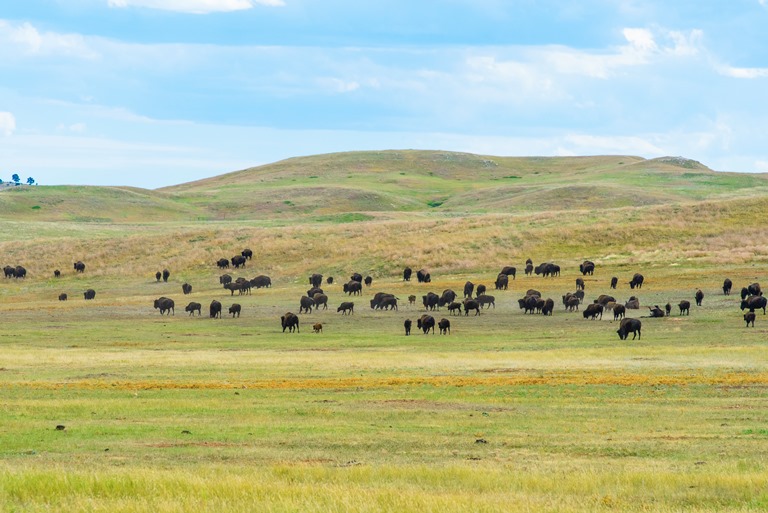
495, 274, 509, 290
403, 268, 412, 281
416, 269, 431, 283
229, 304, 241, 318
83, 289, 96, 300
463, 281, 474, 299
58, 293, 67, 301
251, 275, 272, 289
500, 266, 516, 279
610, 277, 618, 289
617, 318, 642, 340
231, 255, 246, 269
723, 279, 733, 295
343, 281, 362, 295
695, 289, 704, 306
741, 295, 767, 315
438, 318, 451, 335
744, 312, 756, 327
309, 274, 323, 288
210, 300, 222, 318
241, 248, 253, 260
73, 261, 86, 273
678, 300, 690, 315
299, 296, 315, 314
216, 258, 230, 269
162, 269, 170, 282
579, 261, 595, 275
417, 314, 435, 334
337, 302, 355, 315
404, 319, 412, 335
281, 312, 300, 333
182, 283, 192, 295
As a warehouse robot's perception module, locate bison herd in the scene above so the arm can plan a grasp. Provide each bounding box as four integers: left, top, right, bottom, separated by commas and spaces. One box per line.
5, 253, 763, 341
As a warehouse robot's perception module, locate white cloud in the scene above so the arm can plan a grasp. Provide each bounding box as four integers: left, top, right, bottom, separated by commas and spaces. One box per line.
107, 0, 285, 14
755, 161, 768, 172
718, 66, 768, 78
0, 112, 16, 136
0, 20, 98, 58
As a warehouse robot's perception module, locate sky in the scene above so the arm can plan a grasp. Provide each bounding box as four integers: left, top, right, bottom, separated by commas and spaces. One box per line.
1, 1, 767, 189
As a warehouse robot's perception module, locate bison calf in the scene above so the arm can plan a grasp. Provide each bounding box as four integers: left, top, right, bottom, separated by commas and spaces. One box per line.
744, 311, 756, 327
337, 302, 354, 315
313, 323, 323, 333
58, 293, 67, 301
438, 318, 451, 335
228, 303, 241, 318
404, 319, 412, 336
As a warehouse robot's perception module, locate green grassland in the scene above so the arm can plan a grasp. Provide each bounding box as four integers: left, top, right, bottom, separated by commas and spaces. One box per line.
1, 151, 768, 512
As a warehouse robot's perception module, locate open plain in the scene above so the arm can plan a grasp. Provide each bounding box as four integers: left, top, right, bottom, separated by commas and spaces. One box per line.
1, 151, 767, 512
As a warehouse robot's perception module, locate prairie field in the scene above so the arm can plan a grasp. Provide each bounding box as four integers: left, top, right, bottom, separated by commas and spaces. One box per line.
1, 151, 768, 512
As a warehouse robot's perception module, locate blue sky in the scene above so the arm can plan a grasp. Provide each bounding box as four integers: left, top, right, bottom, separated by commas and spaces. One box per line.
1, 0, 767, 188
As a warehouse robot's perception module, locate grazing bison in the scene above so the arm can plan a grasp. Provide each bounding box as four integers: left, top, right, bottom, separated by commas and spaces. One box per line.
463, 299, 480, 316
524, 263, 533, 276
748, 283, 762, 296
541, 298, 555, 316
583, 303, 603, 320
500, 266, 516, 279
162, 269, 170, 282
182, 283, 192, 295
741, 295, 767, 315
535, 262, 559, 277
648, 306, 665, 318
299, 296, 315, 314
350, 273, 363, 283
463, 281, 475, 299
225, 281, 250, 296
447, 302, 462, 315
74, 261, 85, 273
422, 292, 440, 311
565, 296, 580, 311
575, 278, 585, 291
370, 292, 394, 310
313, 323, 323, 333
219, 274, 232, 286
154, 297, 174, 315
364, 276, 373, 287
495, 274, 509, 290
579, 261, 595, 276
610, 277, 618, 289
309, 274, 323, 288
695, 289, 704, 306
518, 295, 539, 314
723, 279, 733, 295
241, 248, 253, 260
438, 318, 451, 335
629, 273, 644, 289
617, 318, 642, 340
416, 269, 431, 283
313, 293, 329, 310
475, 284, 487, 297
58, 293, 67, 301
54, 270, 60, 278
155, 271, 162, 282
337, 302, 355, 315
231, 255, 246, 269
403, 267, 412, 281
613, 304, 626, 320
404, 319, 412, 335
210, 300, 222, 318
625, 297, 640, 310
185, 302, 202, 316
281, 312, 300, 333
378, 295, 398, 311
343, 281, 362, 296
417, 314, 436, 334
216, 258, 230, 269
251, 275, 272, 289
744, 311, 756, 327
678, 300, 690, 315
228, 304, 241, 318
83, 289, 96, 300
477, 294, 495, 309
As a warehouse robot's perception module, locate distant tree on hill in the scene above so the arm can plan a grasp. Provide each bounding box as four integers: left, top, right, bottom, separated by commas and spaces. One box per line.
26, 177, 35, 185
12, 174, 20, 185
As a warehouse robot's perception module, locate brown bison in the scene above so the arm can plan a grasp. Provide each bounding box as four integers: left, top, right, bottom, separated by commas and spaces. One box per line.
74, 261, 85, 273
403, 267, 412, 281
629, 273, 644, 289
416, 269, 431, 283
678, 300, 691, 316
583, 303, 603, 320
182, 283, 192, 295
343, 281, 362, 296
313, 293, 329, 310
210, 300, 222, 318
524, 263, 533, 276
83, 289, 96, 300
541, 298, 555, 316
216, 258, 230, 269
617, 318, 642, 340
155, 271, 162, 282
54, 269, 61, 278
500, 266, 516, 279
251, 275, 272, 288
575, 278, 585, 291
625, 297, 640, 310
162, 269, 170, 282
422, 292, 440, 311
241, 248, 253, 260
350, 273, 363, 283
219, 274, 232, 286
477, 294, 495, 309
613, 304, 626, 320
438, 318, 451, 335
463, 299, 480, 316
475, 284, 487, 297
648, 306, 665, 318
579, 261, 595, 276
610, 277, 618, 289
694, 289, 704, 306
447, 302, 462, 315
723, 278, 732, 295
741, 296, 767, 314
404, 319, 412, 335
495, 274, 509, 290
58, 293, 67, 301
228, 304, 241, 318
299, 296, 315, 314
744, 311, 756, 327
231, 255, 246, 269
364, 276, 373, 287
313, 323, 323, 333
463, 281, 475, 298
309, 273, 323, 288
665, 303, 672, 316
